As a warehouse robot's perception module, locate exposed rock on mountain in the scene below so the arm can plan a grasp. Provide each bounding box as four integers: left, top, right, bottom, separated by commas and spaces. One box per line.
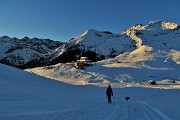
0, 36, 63, 68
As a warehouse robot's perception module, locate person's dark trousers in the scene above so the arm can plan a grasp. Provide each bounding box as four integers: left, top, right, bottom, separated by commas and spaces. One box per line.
108, 95, 112, 103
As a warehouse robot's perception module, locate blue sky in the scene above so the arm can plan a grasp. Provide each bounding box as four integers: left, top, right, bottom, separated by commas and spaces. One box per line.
0, 0, 179, 41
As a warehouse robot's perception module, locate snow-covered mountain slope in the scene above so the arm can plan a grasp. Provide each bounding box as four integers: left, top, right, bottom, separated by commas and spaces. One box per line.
1, 21, 179, 69
48, 29, 137, 65
0, 36, 63, 68
47, 21, 179, 65
1, 63, 180, 120
27, 21, 180, 89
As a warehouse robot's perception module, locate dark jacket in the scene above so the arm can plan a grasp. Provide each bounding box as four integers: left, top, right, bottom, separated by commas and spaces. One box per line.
106, 85, 113, 96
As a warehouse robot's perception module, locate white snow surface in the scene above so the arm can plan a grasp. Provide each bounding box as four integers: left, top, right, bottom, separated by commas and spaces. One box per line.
1, 63, 180, 120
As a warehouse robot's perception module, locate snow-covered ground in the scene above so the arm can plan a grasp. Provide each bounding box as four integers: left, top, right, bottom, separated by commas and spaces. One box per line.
26, 47, 180, 89
1, 63, 180, 120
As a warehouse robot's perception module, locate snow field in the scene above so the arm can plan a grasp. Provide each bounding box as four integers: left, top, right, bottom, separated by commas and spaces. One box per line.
1, 64, 180, 119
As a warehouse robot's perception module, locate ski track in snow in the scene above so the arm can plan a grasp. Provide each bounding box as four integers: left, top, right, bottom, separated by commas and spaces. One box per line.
0, 100, 170, 120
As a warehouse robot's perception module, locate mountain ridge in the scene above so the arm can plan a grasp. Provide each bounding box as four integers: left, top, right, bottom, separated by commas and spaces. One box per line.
0, 36, 63, 68
0, 20, 179, 69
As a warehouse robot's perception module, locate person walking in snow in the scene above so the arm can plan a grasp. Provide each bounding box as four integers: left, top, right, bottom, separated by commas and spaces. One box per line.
106, 84, 113, 103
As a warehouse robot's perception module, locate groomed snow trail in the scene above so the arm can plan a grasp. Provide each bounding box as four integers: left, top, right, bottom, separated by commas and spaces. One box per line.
0, 100, 170, 120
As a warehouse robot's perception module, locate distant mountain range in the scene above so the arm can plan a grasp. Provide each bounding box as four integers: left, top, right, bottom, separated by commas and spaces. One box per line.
0, 36, 63, 68
0, 21, 179, 69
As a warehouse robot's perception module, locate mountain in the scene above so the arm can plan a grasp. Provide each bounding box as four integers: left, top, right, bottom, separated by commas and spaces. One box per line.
47, 29, 137, 65
45, 21, 180, 66
0, 36, 63, 68
0, 21, 179, 69
26, 21, 180, 88
20, 29, 138, 68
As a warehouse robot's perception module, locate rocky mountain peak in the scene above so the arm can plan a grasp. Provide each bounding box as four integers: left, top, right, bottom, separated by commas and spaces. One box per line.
145, 21, 179, 30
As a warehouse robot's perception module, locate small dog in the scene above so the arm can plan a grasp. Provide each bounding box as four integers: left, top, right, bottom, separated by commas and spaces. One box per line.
125, 97, 130, 101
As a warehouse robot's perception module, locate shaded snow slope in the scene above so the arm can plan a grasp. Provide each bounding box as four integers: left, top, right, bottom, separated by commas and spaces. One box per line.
1, 64, 178, 120
2, 101, 170, 120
